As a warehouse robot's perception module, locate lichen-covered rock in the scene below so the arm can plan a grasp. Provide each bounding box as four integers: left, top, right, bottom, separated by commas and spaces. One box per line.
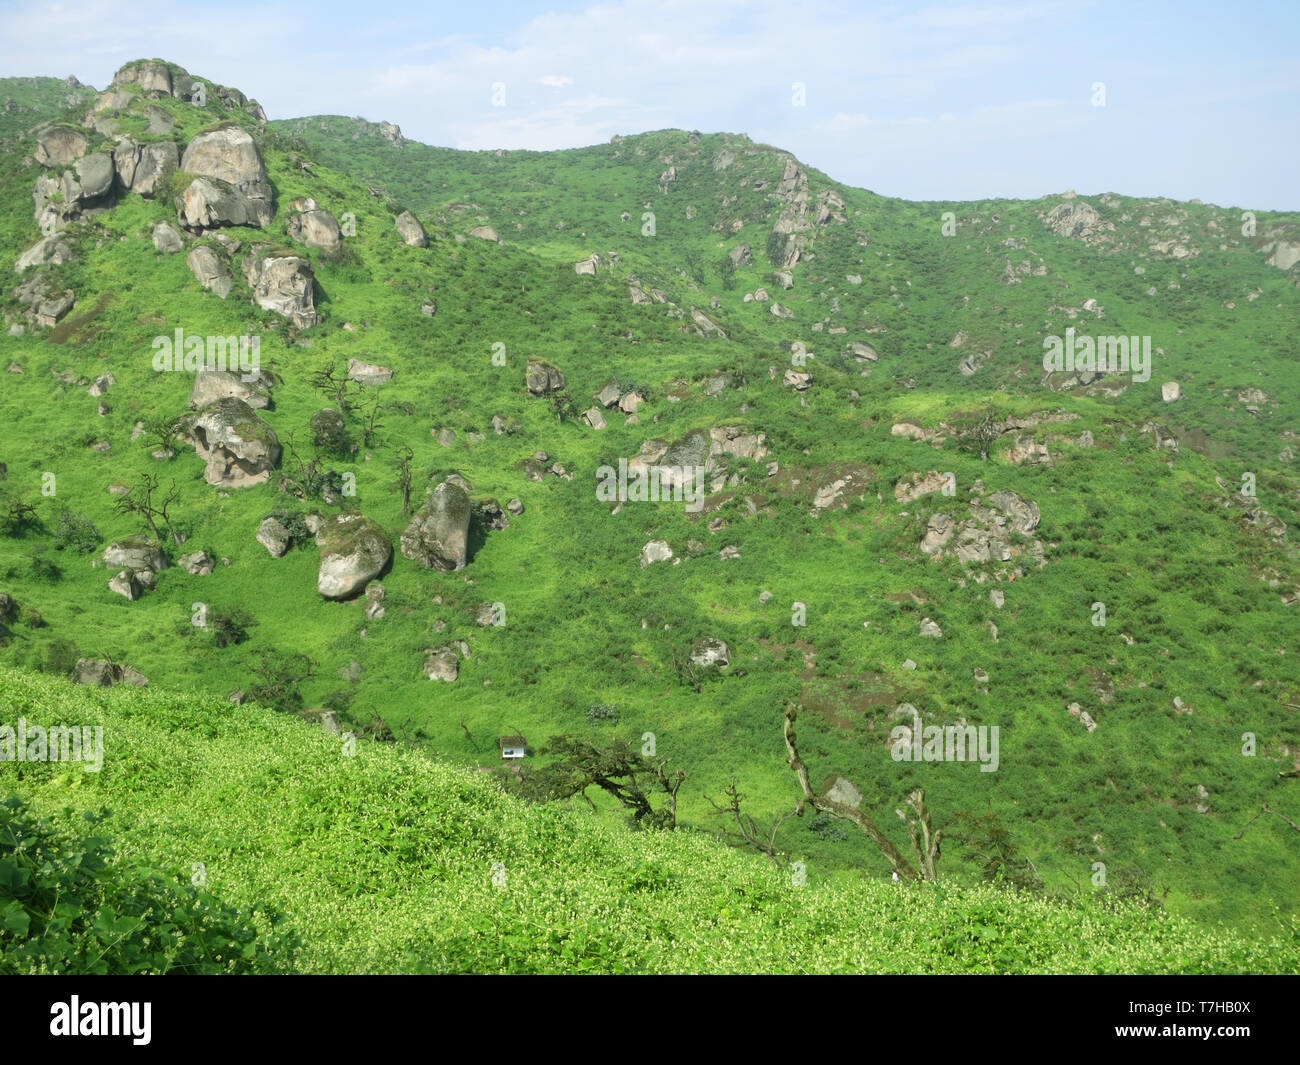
400, 481, 471, 571
242, 250, 316, 327
525, 360, 565, 395
317, 512, 392, 600
183, 397, 280, 487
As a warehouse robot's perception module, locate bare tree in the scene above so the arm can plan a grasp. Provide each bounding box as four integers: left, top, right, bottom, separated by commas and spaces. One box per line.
705, 777, 795, 868
782, 703, 941, 882
113, 474, 181, 544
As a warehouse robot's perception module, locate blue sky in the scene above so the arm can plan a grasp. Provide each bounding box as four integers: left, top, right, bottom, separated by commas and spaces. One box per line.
1, 0, 1296, 208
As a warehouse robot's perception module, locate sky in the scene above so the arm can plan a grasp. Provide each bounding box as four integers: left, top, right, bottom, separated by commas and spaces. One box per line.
1, 0, 1297, 208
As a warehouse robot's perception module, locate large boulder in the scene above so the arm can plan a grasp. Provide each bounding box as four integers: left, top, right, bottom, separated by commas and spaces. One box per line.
186, 245, 233, 297
346, 358, 392, 386
177, 176, 274, 230
469, 225, 500, 242
14, 235, 75, 272
242, 251, 316, 327
287, 205, 342, 253
181, 126, 268, 187
400, 481, 471, 571
34, 126, 89, 167
152, 221, 184, 253
317, 513, 391, 600
111, 60, 173, 96
189, 368, 270, 410
183, 397, 280, 487
104, 537, 169, 573
114, 139, 179, 197
74, 658, 148, 688
395, 210, 428, 247
60, 153, 114, 210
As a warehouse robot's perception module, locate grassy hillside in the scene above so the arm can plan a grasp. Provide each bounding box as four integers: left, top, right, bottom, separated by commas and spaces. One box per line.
3, 667, 1296, 974
1, 60, 1298, 966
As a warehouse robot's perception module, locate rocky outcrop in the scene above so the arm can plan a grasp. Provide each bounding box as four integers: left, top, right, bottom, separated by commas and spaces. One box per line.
14, 235, 75, 272
395, 210, 428, 248
242, 250, 316, 327
1043, 199, 1113, 244
177, 127, 274, 229
920, 489, 1045, 568
183, 397, 280, 487
400, 481, 471, 571
469, 225, 500, 243
114, 139, 179, 197
34, 125, 89, 167
317, 513, 392, 600
111, 59, 173, 96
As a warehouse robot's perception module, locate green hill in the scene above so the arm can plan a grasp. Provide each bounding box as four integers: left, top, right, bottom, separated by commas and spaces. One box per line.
3, 667, 1295, 974
1, 60, 1298, 970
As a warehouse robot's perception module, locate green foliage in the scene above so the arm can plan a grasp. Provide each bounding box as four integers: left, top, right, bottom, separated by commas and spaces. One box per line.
52, 509, 102, 554
0, 796, 294, 974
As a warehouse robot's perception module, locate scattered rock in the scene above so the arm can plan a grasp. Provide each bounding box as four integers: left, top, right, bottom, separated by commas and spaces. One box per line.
317, 513, 392, 600
400, 481, 471, 571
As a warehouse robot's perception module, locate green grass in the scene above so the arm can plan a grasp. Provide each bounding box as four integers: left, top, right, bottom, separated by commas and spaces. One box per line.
2, 667, 1295, 974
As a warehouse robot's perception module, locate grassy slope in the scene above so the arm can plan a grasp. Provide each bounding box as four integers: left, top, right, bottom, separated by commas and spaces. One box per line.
0, 75, 1296, 947
3, 667, 1296, 974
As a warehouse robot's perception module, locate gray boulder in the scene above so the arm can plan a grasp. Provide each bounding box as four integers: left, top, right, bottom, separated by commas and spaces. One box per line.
346, 358, 392, 386
257, 516, 292, 557
153, 221, 184, 254
73, 658, 148, 687
34, 125, 89, 167
242, 251, 316, 327
186, 246, 233, 298
317, 512, 391, 600
525, 360, 565, 395
104, 537, 169, 573
177, 176, 274, 230
114, 139, 179, 197
400, 481, 471, 571
395, 210, 428, 247
183, 397, 280, 487
288, 206, 342, 253
189, 369, 270, 410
